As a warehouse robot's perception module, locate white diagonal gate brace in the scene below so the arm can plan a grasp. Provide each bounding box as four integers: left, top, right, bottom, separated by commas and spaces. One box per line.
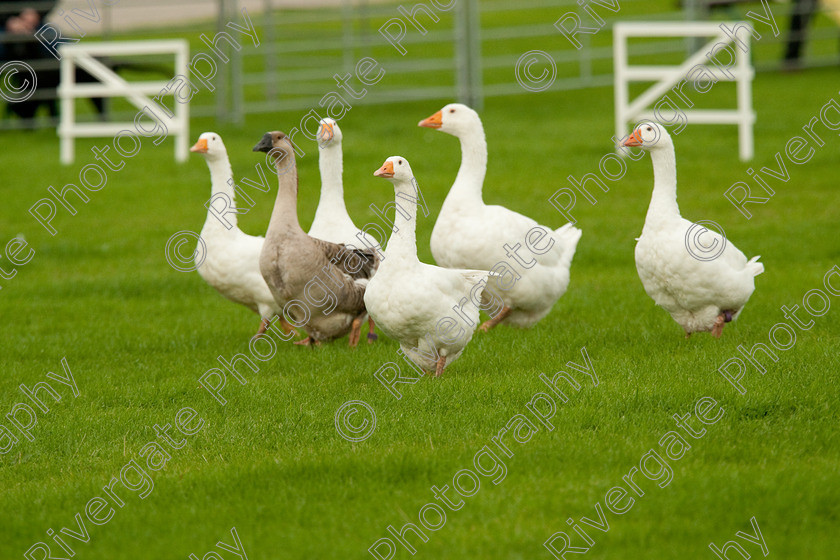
613, 22, 755, 161
58, 40, 190, 165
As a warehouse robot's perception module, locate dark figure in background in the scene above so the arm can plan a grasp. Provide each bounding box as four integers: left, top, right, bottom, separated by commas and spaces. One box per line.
1, 2, 171, 125
697, 0, 825, 70
783, 0, 819, 69
0, 0, 60, 120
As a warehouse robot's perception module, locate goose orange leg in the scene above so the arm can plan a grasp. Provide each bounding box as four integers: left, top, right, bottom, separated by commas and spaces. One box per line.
255, 315, 296, 338
367, 316, 378, 343
348, 316, 364, 348
711, 310, 735, 339
294, 336, 320, 346
711, 315, 725, 338
255, 317, 271, 337
479, 306, 511, 332
277, 316, 296, 335
434, 356, 446, 377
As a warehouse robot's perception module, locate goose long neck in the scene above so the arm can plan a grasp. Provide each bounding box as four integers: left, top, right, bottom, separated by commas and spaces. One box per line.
645, 145, 681, 225
268, 154, 302, 233
204, 155, 238, 230
385, 177, 418, 261
450, 126, 487, 204
316, 144, 347, 215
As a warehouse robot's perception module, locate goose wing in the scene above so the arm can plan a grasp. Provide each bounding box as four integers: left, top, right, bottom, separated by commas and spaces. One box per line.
312, 237, 380, 280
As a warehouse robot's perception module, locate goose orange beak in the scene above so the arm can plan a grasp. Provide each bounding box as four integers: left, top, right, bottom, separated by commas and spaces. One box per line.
418, 110, 442, 129
190, 138, 208, 153
623, 129, 643, 147
319, 122, 334, 142
374, 161, 394, 178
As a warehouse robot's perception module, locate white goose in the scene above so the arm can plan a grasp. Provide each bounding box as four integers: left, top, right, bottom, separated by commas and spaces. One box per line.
190, 132, 292, 337
625, 122, 764, 338
309, 118, 379, 248
365, 157, 492, 376
419, 103, 582, 330
309, 118, 380, 341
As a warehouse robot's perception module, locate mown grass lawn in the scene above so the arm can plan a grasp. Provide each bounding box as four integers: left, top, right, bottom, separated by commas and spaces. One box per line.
1, 47, 839, 560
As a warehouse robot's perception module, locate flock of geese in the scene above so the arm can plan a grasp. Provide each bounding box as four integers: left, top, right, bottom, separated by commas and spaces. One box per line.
188, 103, 764, 375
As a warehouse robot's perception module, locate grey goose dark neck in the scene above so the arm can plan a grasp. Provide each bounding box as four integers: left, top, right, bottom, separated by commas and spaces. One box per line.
253, 131, 303, 235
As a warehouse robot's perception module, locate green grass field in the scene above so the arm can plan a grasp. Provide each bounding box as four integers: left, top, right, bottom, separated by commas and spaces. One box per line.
1, 26, 839, 560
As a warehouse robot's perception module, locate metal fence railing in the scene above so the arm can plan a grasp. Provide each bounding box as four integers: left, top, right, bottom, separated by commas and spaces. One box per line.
224, 0, 690, 123
2, 0, 838, 130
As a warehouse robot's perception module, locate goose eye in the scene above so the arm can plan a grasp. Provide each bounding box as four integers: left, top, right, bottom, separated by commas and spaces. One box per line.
449, 109, 455, 113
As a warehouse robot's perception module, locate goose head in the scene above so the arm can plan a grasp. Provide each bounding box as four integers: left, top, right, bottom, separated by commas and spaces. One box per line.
419, 103, 481, 137
373, 156, 413, 184
190, 132, 227, 161
623, 122, 672, 151
253, 131, 294, 160
253, 131, 297, 177
317, 118, 342, 148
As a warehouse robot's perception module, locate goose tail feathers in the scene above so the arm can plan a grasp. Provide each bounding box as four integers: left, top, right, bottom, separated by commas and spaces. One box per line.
555, 223, 583, 268
746, 256, 764, 277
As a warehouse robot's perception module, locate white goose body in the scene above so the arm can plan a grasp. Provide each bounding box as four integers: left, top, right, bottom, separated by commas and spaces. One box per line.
309, 118, 379, 250
627, 123, 764, 337
191, 132, 283, 333
364, 157, 490, 374
421, 103, 582, 329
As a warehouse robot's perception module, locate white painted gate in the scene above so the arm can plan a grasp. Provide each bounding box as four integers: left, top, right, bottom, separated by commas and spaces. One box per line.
58, 40, 190, 164
613, 21, 755, 161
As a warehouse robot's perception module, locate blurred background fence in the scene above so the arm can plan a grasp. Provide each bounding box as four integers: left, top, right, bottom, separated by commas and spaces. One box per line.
1, 0, 838, 130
